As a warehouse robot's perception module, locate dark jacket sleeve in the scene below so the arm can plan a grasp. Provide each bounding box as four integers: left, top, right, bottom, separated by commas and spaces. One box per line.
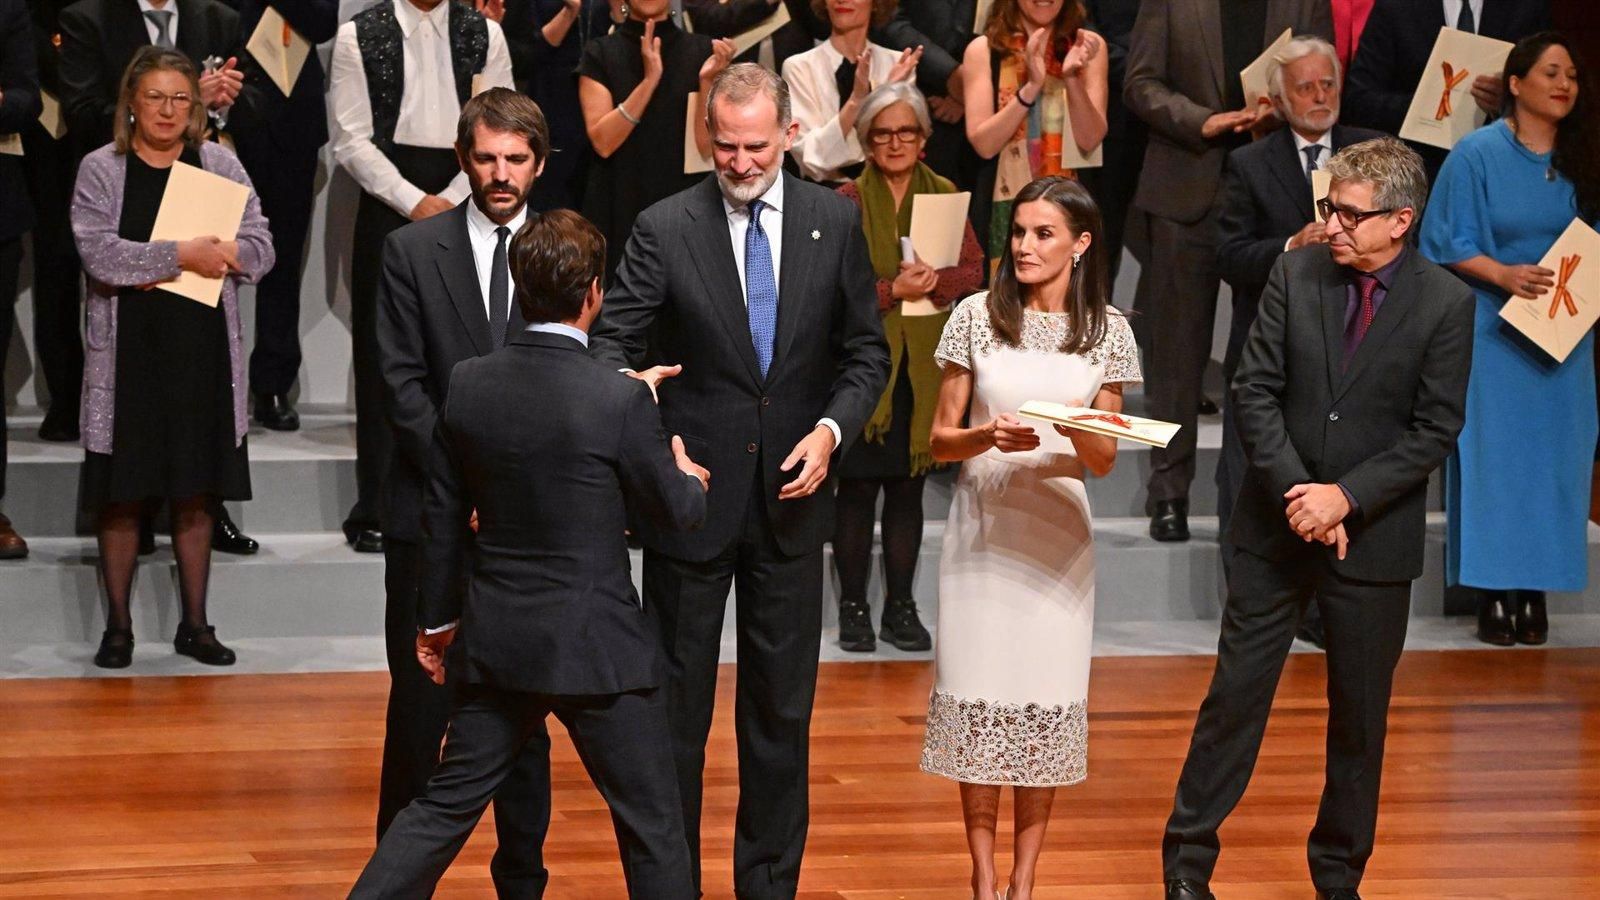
58, 3, 117, 152
376, 228, 439, 475
822, 201, 893, 454
0, 0, 43, 133
1342, 2, 1410, 134
1232, 254, 1315, 498
1338, 278, 1474, 517
1122, 0, 1213, 154
1214, 153, 1287, 291
617, 378, 707, 533
591, 206, 670, 369
418, 388, 473, 630
876, 3, 961, 98
682, 0, 782, 38
263, 0, 339, 42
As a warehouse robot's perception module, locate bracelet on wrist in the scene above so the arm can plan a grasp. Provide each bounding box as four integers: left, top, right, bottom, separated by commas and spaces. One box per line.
1017, 89, 1038, 109
617, 103, 642, 125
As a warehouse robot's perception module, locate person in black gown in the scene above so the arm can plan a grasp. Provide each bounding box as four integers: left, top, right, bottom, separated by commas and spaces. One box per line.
70, 47, 275, 669
576, 0, 735, 280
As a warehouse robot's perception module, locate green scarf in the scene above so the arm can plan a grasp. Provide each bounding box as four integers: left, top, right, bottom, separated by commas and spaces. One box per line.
854, 162, 956, 477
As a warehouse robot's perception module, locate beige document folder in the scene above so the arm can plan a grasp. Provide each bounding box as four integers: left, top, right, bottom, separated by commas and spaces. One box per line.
1018, 400, 1181, 448
684, 93, 713, 174
691, 5, 790, 57
246, 6, 312, 97
1241, 28, 1294, 114
1312, 169, 1332, 221
909, 192, 971, 270
39, 90, 67, 140
149, 162, 251, 307
1054, 84, 1103, 170
1498, 218, 1600, 363
0, 133, 19, 156
973, 0, 995, 33
1399, 27, 1513, 150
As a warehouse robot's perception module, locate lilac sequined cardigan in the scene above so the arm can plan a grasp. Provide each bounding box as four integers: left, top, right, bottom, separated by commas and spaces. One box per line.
71, 142, 275, 455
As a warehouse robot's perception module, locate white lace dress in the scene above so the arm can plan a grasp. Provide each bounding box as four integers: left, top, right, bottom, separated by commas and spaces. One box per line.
919, 294, 1141, 786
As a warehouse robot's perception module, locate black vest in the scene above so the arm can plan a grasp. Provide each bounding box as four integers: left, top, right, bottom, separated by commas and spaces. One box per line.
353, 1, 490, 157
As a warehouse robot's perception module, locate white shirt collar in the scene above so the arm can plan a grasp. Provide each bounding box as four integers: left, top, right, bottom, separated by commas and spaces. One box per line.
525, 321, 590, 347
721, 172, 786, 219
1292, 129, 1333, 154
394, 0, 450, 39
465, 199, 529, 245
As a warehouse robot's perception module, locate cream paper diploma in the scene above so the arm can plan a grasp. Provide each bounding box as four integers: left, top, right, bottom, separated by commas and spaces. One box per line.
1498, 217, 1600, 363
150, 162, 251, 307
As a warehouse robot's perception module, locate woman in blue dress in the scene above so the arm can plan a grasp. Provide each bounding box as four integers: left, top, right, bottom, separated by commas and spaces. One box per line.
1420, 32, 1599, 646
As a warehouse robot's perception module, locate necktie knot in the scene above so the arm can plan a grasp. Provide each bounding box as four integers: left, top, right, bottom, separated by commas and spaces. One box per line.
1302, 144, 1323, 180
747, 199, 765, 228
494, 225, 509, 244
144, 10, 175, 48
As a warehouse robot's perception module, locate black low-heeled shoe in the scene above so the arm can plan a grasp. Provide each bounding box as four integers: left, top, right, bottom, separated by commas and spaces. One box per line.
94, 628, 134, 669
1514, 590, 1548, 645
212, 509, 259, 555
1476, 592, 1516, 646
174, 623, 237, 666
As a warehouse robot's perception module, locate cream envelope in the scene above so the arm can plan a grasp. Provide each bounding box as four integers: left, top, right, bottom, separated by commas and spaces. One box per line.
684, 92, 713, 174
1399, 26, 1513, 150
149, 162, 251, 307
0, 133, 19, 156
1498, 218, 1600, 363
908, 192, 971, 270
1018, 400, 1182, 448
471, 73, 489, 97
246, 6, 312, 97
1240, 28, 1293, 114
39, 90, 67, 140
973, 0, 995, 34
700, 5, 789, 57
1054, 84, 1102, 170
1312, 169, 1332, 221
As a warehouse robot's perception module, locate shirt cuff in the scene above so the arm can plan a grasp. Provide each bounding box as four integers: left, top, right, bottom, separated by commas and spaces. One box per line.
817, 417, 841, 452
1284, 236, 1295, 252
421, 621, 458, 635
1336, 482, 1360, 517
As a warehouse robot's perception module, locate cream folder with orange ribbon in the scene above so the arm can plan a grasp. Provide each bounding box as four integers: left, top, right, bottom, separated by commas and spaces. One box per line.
245, 6, 312, 97
1498, 217, 1600, 363
1018, 401, 1181, 448
1399, 26, 1513, 150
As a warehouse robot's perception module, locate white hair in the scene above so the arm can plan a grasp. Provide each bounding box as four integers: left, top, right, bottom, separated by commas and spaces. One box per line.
1267, 35, 1341, 101
853, 82, 933, 146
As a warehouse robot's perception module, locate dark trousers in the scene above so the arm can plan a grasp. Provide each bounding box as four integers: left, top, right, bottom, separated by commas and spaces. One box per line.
21, 131, 84, 422
1139, 209, 1223, 504
642, 488, 825, 899
380, 538, 553, 896
234, 133, 318, 398
346, 146, 459, 532
1163, 547, 1411, 891
0, 237, 19, 498
353, 683, 694, 900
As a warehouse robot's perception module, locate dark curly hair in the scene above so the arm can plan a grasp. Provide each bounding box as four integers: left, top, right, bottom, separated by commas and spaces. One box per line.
1502, 32, 1600, 221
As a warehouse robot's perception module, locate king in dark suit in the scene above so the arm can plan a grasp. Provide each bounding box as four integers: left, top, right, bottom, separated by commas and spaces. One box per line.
1161, 137, 1475, 900
588, 64, 889, 898
351, 208, 709, 899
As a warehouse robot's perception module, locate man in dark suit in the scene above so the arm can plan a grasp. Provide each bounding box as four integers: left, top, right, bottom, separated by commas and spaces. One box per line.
1212, 35, 1381, 647
1124, 0, 1332, 543
1344, 0, 1551, 175
589, 63, 889, 898
875, 0, 980, 216
372, 88, 554, 893
227, 0, 338, 432
351, 208, 709, 900
0, 0, 43, 560
1082, 0, 1148, 288
1161, 137, 1474, 900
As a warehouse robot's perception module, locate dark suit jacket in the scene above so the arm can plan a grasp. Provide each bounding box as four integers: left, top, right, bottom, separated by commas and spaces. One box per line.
875, 0, 975, 100
58, 0, 240, 156
682, 0, 826, 71
377, 201, 530, 543
590, 173, 890, 562
29, 0, 69, 98
1124, 0, 1333, 224
226, 0, 336, 156
1228, 246, 1473, 582
0, 0, 42, 243
419, 331, 707, 695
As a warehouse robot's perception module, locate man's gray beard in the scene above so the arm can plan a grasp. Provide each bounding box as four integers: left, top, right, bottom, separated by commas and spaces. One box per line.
1287, 104, 1339, 137
717, 162, 781, 205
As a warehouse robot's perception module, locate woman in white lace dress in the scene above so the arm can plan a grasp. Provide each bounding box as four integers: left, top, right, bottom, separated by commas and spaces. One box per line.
921, 176, 1140, 900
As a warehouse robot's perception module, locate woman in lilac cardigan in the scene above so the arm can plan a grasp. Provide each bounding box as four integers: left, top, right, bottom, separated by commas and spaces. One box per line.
71, 47, 274, 669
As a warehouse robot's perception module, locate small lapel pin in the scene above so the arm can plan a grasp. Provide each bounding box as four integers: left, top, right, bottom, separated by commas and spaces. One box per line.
811, 229, 821, 240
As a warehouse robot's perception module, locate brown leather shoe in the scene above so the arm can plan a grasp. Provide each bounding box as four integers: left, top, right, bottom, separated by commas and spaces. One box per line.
0, 513, 28, 560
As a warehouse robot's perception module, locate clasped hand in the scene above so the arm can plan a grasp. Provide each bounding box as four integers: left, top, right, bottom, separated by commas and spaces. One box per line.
1284, 482, 1351, 560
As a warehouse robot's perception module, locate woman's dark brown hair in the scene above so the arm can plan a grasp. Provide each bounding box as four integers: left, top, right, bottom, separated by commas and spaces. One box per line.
510, 209, 607, 324
113, 46, 208, 154
1502, 31, 1600, 221
984, 0, 1084, 59
810, 0, 898, 31
987, 175, 1108, 355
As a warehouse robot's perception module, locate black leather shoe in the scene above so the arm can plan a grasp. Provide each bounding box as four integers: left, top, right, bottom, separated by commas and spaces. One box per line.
347, 527, 385, 554
1197, 396, 1219, 416
94, 628, 134, 669
838, 598, 876, 652
174, 623, 236, 666
1165, 878, 1216, 900
1514, 590, 1548, 645
1476, 592, 1516, 646
37, 412, 80, 442
880, 597, 933, 651
212, 509, 259, 555
253, 393, 300, 432
1316, 890, 1361, 900
1150, 499, 1190, 542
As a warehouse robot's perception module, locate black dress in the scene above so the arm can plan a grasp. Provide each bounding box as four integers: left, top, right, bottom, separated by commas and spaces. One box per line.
81, 147, 252, 512
505, 0, 615, 213
578, 17, 713, 280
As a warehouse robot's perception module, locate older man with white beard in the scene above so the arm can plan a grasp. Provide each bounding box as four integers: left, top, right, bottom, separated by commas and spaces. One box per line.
588, 63, 888, 899
1212, 35, 1382, 643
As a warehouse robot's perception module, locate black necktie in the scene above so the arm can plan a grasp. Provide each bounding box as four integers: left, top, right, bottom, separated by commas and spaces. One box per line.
1303, 144, 1323, 181
490, 226, 509, 349
834, 57, 858, 108
1456, 1, 1476, 33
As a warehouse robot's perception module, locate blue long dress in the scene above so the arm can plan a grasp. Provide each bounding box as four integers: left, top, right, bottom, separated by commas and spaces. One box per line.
1420, 120, 1596, 591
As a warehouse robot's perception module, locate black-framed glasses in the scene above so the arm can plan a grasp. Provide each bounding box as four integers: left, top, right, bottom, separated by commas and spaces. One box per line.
1316, 197, 1393, 228
866, 126, 924, 146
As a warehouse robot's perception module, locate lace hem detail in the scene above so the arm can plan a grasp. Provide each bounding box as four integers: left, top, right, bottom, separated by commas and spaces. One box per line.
919, 690, 1087, 785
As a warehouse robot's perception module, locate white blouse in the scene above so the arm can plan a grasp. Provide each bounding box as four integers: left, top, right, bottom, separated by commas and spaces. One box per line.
781, 39, 901, 183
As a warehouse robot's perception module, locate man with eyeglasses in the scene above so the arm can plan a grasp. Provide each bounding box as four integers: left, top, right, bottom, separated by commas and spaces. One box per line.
1160, 136, 1474, 900
1211, 35, 1380, 648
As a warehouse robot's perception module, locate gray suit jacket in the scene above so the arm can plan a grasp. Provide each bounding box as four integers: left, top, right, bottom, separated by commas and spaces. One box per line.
1124, 0, 1332, 224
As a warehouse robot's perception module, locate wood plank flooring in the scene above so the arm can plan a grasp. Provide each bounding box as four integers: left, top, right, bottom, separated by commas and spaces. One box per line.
2, 650, 1597, 898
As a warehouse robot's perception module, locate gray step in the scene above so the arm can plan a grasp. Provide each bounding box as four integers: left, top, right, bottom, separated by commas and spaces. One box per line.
6, 516, 1595, 647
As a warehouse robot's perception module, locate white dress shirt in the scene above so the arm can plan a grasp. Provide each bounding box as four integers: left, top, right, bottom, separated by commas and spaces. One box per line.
137, 0, 178, 46
781, 39, 900, 183
328, 0, 514, 216
1442, 0, 1484, 32
719, 175, 841, 449
465, 200, 527, 325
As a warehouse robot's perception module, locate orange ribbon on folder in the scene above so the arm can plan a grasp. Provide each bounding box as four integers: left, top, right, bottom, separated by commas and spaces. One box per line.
1549, 254, 1581, 319
1435, 62, 1469, 120
1069, 413, 1133, 430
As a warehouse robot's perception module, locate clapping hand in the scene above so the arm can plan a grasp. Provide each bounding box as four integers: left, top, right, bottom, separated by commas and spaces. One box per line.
198, 57, 242, 110
640, 19, 664, 85
889, 45, 924, 84
1061, 29, 1100, 77
1023, 27, 1050, 88
700, 38, 738, 86
474, 0, 506, 22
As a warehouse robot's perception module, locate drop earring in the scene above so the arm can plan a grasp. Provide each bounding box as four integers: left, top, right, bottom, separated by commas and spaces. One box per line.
1072, 250, 1082, 267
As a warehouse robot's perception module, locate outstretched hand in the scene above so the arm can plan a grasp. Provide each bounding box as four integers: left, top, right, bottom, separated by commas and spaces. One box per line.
627, 363, 682, 402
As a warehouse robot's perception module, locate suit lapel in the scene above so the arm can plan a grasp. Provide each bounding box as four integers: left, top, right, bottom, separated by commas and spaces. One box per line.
1266, 128, 1315, 220
114, 0, 151, 64
684, 179, 764, 386
174, 0, 207, 61
771, 173, 817, 384
435, 206, 494, 355
1336, 253, 1422, 399
1194, 0, 1225, 100
1320, 263, 1347, 398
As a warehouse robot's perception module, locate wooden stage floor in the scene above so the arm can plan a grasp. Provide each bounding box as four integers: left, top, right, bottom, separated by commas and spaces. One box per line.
3, 650, 1597, 898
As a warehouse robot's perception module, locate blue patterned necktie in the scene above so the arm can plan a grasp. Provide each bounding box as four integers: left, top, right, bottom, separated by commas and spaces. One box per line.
744, 199, 778, 377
